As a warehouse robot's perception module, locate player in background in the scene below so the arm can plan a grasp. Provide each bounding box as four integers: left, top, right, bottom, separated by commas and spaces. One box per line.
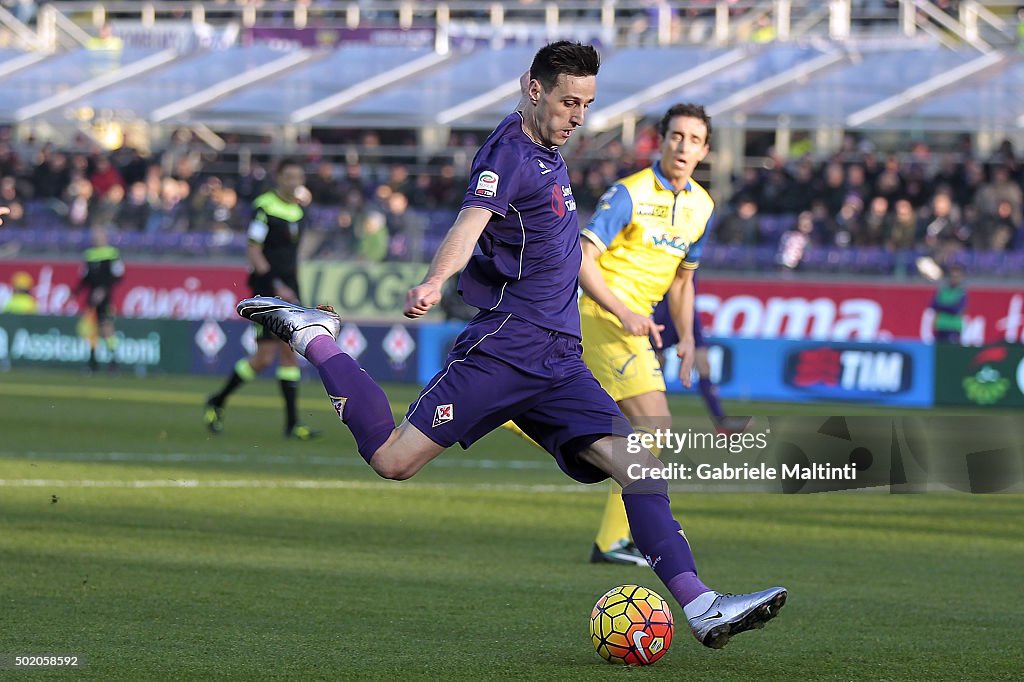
930, 264, 967, 344
76, 226, 125, 373
651, 287, 751, 435
3, 271, 38, 314
205, 159, 320, 440
237, 43, 787, 650
577, 103, 716, 566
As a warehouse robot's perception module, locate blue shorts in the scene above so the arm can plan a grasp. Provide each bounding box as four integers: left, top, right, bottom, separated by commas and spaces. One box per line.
652, 299, 706, 350
406, 311, 633, 483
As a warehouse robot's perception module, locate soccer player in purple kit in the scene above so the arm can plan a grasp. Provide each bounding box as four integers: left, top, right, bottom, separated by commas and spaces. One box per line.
237, 41, 787, 650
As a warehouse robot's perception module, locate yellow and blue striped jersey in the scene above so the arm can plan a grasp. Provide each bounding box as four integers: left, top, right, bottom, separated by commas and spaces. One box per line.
581, 163, 714, 315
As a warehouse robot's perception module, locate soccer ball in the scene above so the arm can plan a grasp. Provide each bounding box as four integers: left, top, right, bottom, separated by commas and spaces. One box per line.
590, 584, 674, 665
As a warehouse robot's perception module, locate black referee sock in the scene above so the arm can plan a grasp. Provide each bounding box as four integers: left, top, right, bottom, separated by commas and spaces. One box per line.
211, 359, 255, 406
277, 366, 302, 432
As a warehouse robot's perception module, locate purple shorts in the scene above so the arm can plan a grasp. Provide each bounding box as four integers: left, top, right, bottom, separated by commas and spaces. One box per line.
652, 299, 706, 349
406, 311, 633, 483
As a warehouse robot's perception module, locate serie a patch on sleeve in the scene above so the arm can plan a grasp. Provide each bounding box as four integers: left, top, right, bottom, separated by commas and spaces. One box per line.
475, 170, 499, 197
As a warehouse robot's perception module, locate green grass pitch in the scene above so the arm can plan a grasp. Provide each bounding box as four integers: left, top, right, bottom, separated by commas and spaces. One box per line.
1, 368, 1021, 680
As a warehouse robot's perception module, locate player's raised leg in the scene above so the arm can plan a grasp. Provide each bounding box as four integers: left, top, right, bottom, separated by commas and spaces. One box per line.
236, 296, 445, 479
578, 437, 787, 649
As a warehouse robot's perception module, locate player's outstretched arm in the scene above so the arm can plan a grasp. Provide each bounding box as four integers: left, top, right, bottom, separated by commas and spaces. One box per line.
579, 237, 664, 347
667, 265, 696, 387
405, 207, 491, 318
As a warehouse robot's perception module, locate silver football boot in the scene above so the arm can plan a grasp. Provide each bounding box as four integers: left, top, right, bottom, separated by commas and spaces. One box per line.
687, 587, 787, 649
236, 296, 341, 356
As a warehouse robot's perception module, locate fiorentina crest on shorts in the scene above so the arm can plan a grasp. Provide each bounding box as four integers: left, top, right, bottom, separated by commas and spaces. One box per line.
433, 403, 454, 427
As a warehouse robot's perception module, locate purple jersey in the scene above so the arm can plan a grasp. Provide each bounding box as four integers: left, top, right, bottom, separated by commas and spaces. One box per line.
458, 112, 583, 337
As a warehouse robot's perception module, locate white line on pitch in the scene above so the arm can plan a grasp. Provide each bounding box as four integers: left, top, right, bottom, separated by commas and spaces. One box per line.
0, 478, 592, 494
0, 451, 549, 469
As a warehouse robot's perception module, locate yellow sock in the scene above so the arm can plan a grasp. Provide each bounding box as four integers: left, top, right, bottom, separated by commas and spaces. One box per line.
594, 426, 662, 552
500, 420, 541, 448
594, 482, 631, 552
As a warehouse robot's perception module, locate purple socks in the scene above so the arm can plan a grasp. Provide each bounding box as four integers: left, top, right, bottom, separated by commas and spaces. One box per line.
622, 477, 711, 608
306, 336, 395, 462
698, 377, 725, 421
306, 335, 343, 367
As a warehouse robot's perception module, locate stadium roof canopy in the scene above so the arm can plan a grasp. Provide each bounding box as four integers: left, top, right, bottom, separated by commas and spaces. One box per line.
0, 40, 1020, 134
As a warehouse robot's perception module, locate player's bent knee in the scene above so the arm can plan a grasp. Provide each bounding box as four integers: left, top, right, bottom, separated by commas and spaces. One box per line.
369, 455, 419, 481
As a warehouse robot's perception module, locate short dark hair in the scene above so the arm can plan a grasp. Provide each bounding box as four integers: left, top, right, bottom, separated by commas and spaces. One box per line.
659, 103, 712, 146
276, 158, 303, 175
530, 41, 601, 91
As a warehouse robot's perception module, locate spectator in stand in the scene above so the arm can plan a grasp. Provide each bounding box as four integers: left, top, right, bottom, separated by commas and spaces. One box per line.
382, 191, 426, 262
832, 195, 864, 248
429, 162, 463, 209
873, 155, 904, 204
114, 147, 149, 187
322, 208, 356, 258
91, 184, 124, 229
0, 176, 24, 227
408, 171, 437, 210
760, 164, 796, 214
777, 211, 815, 270
89, 156, 125, 198
921, 190, 968, 257
886, 198, 919, 251
902, 163, 930, 208
355, 209, 389, 263
974, 165, 1023, 226
816, 161, 847, 216
989, 139, 1018, 174
32, 149, 71, 200
845, 163, 871, 205
931, 153, 961, 196
116, 181, 151, 231
788, 158, 817, 213
957, 158, 985, 209
340, 161, 367, 199
715, 198, 759, 245
385, 164, 414, 197
977, 199, 1019, 252
306, 161, 342, 206
857, 195, 890, 247
235, 159, 265, 202
65, 178, 92, 228
145, 178, 190, 233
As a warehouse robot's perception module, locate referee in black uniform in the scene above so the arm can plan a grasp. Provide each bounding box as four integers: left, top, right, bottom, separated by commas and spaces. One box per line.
206, 159, 320, 439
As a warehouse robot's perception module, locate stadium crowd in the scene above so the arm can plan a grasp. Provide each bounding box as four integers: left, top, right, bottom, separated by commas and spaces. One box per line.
0, 125, 1021, 271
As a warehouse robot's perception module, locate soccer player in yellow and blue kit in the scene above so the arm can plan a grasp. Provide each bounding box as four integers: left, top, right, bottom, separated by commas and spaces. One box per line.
579, 103, 714, 565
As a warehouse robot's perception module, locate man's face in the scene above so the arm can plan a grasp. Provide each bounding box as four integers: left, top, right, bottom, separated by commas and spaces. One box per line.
277, 165, 305, 198
658, 115, 709, 179
530, 73, 596, 147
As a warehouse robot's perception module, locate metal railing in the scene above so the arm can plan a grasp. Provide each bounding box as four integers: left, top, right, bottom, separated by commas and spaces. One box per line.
29, 1, 1018, 54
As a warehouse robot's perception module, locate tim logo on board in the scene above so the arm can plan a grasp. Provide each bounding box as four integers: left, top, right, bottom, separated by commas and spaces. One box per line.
784, 345, 914, 399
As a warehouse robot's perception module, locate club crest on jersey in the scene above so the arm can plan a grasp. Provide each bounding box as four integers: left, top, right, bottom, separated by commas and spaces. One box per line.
433, 403, 454, 427
475, 171, 499, 197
